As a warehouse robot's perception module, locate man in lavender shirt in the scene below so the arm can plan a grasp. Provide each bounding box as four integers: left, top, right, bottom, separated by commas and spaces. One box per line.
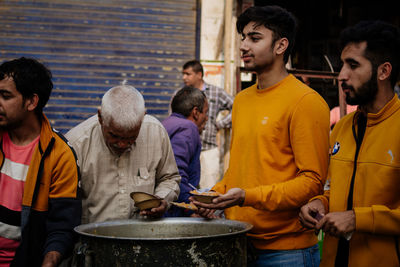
162, 86, 208, 216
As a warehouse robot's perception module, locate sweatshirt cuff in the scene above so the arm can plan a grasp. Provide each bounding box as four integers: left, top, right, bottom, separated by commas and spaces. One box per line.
44, 239, 69, 258
354, 207, 373, 232
309, 195, 329, 213
243, 187, 260, 207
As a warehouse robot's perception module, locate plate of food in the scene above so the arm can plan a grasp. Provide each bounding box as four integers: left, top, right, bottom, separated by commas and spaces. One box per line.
189, 190, 220, 204
170, 202, 198, 211
135, 199, 162, 210
130, 191, 160, 202
130, 191, 162, 210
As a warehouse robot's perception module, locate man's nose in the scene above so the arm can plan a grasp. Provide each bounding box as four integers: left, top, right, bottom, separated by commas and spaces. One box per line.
239, 39, 248, 52
338, 66, 348, 82
117, 140, 131, 148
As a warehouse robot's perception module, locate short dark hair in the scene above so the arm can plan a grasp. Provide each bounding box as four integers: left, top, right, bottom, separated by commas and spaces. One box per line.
236, 5, 297, 63
0, 57, 53, 115
340, 20, 400, 87
171, 86, 207, 117
183, 60, 204, 77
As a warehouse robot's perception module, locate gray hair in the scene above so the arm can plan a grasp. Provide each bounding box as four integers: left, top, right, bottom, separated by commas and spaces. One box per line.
171, 86, 207, 117
100, 84, 145, 130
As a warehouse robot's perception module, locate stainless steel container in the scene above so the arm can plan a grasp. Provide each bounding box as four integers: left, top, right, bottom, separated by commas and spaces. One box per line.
74, 217, 253, 267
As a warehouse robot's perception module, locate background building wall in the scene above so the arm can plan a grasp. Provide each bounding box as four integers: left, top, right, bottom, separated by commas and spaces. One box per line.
199, 0, 225, 89
199, 0, 238, 96
1, 0, 399, 133
0, 0, 198, 133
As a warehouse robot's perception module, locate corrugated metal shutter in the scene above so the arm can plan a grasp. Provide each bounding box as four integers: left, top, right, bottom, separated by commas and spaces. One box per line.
0, 0, 198, 133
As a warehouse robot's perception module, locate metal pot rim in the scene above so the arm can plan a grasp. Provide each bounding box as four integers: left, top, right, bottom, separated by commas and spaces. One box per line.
74, 217, 253, 241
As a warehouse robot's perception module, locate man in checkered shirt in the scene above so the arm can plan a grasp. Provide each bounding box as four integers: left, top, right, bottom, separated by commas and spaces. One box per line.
182, 60, 234, 189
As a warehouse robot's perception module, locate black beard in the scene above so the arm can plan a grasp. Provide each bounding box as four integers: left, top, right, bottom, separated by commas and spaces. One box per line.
0, 117, 24, 132
344, 71, 378, 106
243, 65, 257, 72
0, 123, 18, 132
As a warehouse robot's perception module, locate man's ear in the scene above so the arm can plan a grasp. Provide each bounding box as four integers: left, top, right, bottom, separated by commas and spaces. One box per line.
191, 107, 200, 121
377, 62, 392, 82
26, 94, 39, 112
98, 109, 103, 126
196, 71, 203, 82
275, 38, 289, 56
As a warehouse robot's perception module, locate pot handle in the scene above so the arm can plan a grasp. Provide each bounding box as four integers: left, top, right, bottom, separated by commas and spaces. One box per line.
75, 242, 94, 267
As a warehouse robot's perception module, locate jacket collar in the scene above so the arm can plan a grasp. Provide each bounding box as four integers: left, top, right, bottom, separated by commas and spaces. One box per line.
362, 95, 400, 126
171, 112, 187, 119
37, 114, 55, 153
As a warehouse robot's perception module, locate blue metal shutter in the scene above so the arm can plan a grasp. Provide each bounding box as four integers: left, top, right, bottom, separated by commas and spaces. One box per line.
0, 0, 198, 133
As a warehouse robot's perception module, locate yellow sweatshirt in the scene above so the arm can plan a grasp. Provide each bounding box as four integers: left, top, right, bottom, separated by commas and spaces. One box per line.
213, 74, 330, 250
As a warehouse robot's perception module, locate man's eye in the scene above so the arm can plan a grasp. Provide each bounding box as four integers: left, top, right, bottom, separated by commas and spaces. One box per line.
0, 94, 11, 99
109, 133, 118, 138
349, 63, 358, 69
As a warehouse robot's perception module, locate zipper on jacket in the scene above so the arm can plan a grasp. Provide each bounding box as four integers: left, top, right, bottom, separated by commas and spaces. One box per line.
21, 137, 55, 229
19, 137, 56, 232
0, 139, 4, 170
335, 113, 367, 267
32, 138, 55, 206
395, 237, 400, 265
347, 113, 367, 210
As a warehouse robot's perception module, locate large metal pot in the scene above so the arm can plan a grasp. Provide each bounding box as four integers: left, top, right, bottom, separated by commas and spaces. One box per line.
74, 217, 252, 267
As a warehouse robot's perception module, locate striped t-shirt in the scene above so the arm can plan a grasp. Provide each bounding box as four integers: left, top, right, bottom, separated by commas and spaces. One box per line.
0, 132, 39, 266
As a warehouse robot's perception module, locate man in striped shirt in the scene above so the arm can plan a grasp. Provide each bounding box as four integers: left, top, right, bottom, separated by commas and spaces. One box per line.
182, 60, 234, 189
0, 57, 81, 267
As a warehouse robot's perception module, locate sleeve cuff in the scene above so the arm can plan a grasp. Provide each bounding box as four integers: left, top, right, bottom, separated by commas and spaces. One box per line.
44, 239, 70, 258
354, 207, 373, 232
243, 187, 260, 207
310, 195, 329, 213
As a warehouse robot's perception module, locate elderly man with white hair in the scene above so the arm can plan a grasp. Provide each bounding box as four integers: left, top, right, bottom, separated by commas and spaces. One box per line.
66, 83, 181, 223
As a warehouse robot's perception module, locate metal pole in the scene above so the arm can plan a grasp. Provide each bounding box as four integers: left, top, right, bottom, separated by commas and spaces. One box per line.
224, 0, 233, 95
222, 0, 233, 176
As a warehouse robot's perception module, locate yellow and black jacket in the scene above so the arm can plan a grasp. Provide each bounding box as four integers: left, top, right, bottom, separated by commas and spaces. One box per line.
0, 114, 81, 266
317, 95, 400, 267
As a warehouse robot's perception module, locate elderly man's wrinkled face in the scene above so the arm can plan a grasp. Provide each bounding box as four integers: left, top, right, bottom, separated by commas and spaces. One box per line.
99, 115, 141, 156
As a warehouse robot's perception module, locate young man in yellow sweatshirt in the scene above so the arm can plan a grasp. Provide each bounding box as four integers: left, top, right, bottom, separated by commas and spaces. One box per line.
299, 21, 400, 267
191, 5, 330, 266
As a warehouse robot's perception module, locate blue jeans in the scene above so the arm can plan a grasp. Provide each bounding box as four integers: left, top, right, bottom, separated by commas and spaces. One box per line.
248, 244, 320, 267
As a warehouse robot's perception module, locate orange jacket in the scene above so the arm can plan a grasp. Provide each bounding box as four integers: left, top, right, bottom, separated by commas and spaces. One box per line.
317, 95, 400, 267
0, 115, 81, 266
214, 75, 330, 250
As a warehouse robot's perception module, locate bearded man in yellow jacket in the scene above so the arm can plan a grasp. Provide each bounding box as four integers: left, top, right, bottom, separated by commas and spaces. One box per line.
299, 21, 400, 267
